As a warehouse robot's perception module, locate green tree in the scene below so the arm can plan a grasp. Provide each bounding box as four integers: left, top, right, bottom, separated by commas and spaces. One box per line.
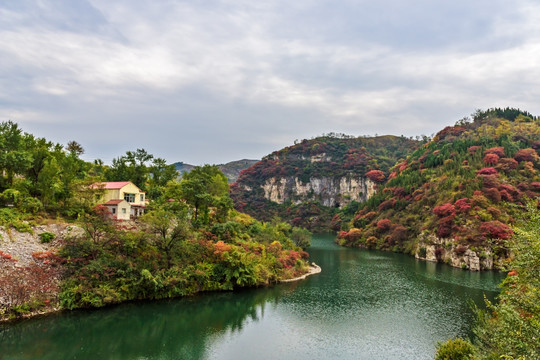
141, 206, 190, 267
180, 165, 229, 225
0, 121, 32, 188
473, 203, 540, 359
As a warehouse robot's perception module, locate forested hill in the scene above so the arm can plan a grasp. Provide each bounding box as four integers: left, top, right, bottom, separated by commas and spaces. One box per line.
230, 134, 420, 231
337, 108, 540, 270
174, 159, 258, 183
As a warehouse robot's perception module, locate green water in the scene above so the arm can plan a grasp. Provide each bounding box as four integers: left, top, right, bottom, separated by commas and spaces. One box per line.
0, 235, 504, 360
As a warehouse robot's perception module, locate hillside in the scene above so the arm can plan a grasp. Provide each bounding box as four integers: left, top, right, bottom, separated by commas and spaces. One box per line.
337, 108, 540, 270
230, 134, 420, 231
174, 159, 258, 183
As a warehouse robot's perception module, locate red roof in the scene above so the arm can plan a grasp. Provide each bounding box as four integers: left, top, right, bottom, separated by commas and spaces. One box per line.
103, 199, 125, 205
91, 181, 132, 190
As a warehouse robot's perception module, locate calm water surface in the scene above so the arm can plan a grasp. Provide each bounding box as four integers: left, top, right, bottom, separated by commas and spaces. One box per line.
1, 235, 504, 360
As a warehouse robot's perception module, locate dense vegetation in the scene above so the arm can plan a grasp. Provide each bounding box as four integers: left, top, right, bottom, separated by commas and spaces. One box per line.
231, 134, 419, 231
435, 202, 540, 359
337, 109, 540, 269
0, 122, 311, 320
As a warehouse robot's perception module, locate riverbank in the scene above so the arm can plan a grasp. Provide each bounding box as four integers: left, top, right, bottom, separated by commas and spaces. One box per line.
281, 263, 321, 283
0, 221, 316, 323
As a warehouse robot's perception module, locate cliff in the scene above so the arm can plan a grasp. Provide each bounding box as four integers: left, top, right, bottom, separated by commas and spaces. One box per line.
231, 134, 419, 230
260, 176, 376, 208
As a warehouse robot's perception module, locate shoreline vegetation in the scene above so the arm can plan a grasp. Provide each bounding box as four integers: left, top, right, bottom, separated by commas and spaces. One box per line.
0, 120, 313, 323
281, 262, 321, 283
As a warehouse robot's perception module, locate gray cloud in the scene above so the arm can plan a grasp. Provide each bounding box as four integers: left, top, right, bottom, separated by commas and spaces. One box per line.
1, 0, 539, 164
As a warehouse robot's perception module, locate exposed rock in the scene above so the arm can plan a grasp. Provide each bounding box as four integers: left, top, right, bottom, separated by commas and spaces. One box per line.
261, 176, 376, 208
0, 223, 83, 266
415, 233, 498, 271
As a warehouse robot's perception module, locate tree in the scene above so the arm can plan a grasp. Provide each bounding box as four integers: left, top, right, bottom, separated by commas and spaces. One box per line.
0, 121, 32, 188
147, 158, 178, 200
180, 165, 229, 225
66, 140, 84, 156
473, 202, 540, 359
141, 206, 190, 267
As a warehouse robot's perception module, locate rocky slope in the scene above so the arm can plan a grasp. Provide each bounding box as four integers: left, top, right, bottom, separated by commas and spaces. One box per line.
231, 134, 419, 230
337, 108, 540, 270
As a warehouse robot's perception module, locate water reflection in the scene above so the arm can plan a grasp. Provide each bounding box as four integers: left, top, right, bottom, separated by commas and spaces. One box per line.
0, 235, 504, 360
0, 287, 287, 360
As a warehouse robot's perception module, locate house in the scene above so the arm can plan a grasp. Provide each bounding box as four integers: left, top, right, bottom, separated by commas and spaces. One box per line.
91, 181, 146, 220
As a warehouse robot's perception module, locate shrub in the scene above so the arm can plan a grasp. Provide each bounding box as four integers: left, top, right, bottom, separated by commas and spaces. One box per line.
479, 220, 512, 240
484, 146, 505, 157
378, 198, 396, 211
477, 167, 498, 176
435, 338, 475, 360
496, 158, 518, 172
514, 148, 539, 163
483, 188, 501, 202
39, 232, 56, 244
376, 219, 392, 231
455, 245, 467, 256
365, 170, 386, 183
437, 216, 455, 238
483, 153, 499, 165
454, 198, 471, 213
434, 203, 456, 217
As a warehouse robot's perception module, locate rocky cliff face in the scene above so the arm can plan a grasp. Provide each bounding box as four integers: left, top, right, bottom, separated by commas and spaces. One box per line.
258, 176, 376, 208
415, 234, 497, 271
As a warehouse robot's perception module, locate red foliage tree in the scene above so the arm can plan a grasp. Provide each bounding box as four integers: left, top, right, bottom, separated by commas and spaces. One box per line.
433, 203, 456, 217
389, 224, 408, 243
496, 158, 518, 172
483, 153, 499, 165
482, 175, 500, 189
468, 146, 482, 154
479, 221, 513, 240
483, 187, 501, 202
477, 167, 498, 176
378, 198, 396, 211
376, 219, 392, 231
436, 215, 455, 238
514, 148, 539, 163
484, 146, 505, 157
435, 126, 466, 141
365, 170, 386, 183
454, 198, 471, 213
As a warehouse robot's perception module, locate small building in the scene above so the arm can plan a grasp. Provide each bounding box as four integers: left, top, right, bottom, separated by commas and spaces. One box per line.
91, 181, 146, 220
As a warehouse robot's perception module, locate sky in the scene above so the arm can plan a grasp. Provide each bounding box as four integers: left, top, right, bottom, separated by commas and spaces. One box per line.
1, 0, 540, 165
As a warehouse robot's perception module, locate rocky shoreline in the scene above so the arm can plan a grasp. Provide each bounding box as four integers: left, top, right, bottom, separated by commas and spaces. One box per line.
281, 263, 321, 283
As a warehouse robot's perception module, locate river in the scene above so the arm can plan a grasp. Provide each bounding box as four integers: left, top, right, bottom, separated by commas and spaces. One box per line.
0, 234, 504, 360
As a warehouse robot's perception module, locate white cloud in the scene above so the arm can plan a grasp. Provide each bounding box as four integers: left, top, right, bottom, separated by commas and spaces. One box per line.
1, 0, 540, 163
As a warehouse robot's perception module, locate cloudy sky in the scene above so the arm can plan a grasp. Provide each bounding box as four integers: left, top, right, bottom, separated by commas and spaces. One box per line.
1, 0, 539, 164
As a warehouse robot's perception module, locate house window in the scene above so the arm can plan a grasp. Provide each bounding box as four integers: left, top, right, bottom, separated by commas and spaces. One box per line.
124, 193, 135, 203
122, 208, 127, 214
112, 208, 116, 214
140, 194, 144, 202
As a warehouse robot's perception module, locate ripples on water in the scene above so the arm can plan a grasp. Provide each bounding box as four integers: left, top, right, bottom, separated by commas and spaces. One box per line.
0, 234, 504, 360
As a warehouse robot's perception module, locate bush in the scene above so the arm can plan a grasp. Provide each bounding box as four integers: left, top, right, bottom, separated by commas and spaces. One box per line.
365, 170, 386, 183
39, 232, 56, 244
435, 338, 475, 360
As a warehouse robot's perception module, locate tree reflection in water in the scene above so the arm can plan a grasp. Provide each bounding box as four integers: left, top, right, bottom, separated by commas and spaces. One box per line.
0, 284, 292, 360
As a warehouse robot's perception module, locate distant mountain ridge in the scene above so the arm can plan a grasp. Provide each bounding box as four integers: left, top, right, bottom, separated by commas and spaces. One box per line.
173, 159, 258, 183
